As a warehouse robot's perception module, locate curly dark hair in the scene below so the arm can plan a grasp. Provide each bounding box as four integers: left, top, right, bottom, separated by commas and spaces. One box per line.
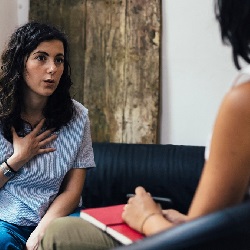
0, 21, 74, 142
214, 0, 250, 69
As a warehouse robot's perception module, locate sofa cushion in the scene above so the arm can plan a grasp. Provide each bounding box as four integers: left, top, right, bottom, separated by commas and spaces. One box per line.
82, 143, 205, 214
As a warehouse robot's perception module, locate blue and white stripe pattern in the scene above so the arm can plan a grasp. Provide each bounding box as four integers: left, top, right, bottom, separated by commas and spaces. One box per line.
0, 100, 95, 226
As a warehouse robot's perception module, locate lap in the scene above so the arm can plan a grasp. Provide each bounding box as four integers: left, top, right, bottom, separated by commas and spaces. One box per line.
39, 217, 121, 250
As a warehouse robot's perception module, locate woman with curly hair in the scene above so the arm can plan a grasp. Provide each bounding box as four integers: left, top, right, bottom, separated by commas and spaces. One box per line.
0, 21, 95, 250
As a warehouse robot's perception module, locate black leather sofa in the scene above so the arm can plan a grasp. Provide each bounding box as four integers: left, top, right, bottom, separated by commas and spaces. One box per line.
83, 142, 204, 214
80, 142, 250, 249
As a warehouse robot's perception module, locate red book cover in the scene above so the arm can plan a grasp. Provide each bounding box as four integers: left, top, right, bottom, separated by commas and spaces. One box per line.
80, 204, 144, 245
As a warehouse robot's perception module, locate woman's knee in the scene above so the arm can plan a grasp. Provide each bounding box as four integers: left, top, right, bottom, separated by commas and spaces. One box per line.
39, 217, 120, 250
39, 217, 88, 250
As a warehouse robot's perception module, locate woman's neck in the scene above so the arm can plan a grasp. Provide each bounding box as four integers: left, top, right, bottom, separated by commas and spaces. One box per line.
21, 96, 48, 127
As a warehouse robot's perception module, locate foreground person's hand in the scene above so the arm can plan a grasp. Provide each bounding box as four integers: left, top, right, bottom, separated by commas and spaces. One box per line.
162, 209, 187, 225
122, 186, 171, 235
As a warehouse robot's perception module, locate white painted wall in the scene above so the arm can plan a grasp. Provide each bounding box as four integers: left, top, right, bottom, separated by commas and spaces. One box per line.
161, 0, 237, 146
0, 0, 18, 54
17, 0, 29, 26
0, 0, 238, 146
0, 0, 29, 59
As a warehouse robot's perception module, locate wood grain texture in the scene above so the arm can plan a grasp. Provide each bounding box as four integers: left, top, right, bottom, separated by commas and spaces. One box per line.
30, 0, 161, 143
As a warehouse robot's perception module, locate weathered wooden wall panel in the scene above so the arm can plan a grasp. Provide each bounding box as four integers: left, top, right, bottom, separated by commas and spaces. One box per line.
83, 0, 127, 142
123, 0, 161, 143
30, 0, 161, 143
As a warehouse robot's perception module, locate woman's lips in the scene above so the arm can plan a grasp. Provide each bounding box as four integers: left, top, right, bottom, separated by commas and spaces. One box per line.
44, 79, 55, 83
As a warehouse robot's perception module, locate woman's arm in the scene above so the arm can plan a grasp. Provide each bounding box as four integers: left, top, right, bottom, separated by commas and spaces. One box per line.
123, 82, 250, 236
26, 167, 86, 249
188, 82, 250, 218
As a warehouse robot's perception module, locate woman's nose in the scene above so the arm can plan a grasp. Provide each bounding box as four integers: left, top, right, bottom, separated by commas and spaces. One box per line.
47, 60, 57, 74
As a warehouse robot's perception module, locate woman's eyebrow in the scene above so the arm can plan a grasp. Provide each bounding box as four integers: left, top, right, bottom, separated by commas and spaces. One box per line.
56, 53, 64, 57
33, 51, 49, 56
32, 51, 64, 57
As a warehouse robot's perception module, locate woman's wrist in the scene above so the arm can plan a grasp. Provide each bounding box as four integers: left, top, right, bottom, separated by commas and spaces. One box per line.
141, 212, 172, 236
140, 212, 163, 235
4, 159, 17, 173
5, 155, 26, 172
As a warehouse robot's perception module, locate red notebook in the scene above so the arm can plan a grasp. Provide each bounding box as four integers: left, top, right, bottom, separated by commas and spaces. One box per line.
80, 204, 144, 245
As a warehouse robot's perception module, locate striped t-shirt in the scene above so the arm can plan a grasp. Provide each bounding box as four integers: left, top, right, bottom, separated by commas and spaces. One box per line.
0, 100, 95, 226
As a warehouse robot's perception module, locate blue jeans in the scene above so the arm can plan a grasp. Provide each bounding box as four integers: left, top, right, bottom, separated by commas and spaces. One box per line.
0, 209, 81, 249
0, 220, 36, 250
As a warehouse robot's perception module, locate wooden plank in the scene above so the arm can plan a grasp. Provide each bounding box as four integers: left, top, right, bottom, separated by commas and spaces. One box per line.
83, 0, 127, 142
123, 0, 161, 143
29, 0, 161, 143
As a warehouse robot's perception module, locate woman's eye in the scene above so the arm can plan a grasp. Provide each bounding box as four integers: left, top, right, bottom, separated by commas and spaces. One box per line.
55, 58, 64, 64
35, 55, 46, 61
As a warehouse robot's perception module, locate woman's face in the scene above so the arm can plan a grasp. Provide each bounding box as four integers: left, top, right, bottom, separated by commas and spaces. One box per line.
23, 39, 65, 100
